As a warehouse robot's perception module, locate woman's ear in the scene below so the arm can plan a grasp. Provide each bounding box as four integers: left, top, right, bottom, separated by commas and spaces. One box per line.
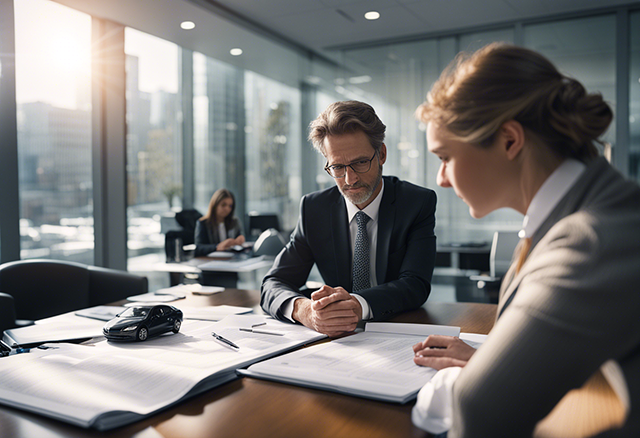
500, 120, 525, 161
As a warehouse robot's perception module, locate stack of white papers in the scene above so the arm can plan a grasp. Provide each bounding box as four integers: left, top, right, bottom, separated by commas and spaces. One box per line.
0, 315, 326, 430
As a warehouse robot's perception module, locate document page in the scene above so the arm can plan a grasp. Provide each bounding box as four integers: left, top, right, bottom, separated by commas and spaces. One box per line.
175, 305, 253, 321
3, 316, 104, 347
0, 343, 204, 427
244, 322, 462, 403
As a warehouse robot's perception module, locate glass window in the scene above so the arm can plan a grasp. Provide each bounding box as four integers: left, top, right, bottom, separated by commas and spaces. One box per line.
524, 15, 617, 148
125, 28, 181, 284
459, 28, 514, 52
630, 11, 640, 181
244, 72, 301, 235
193, 52, 244, 215
14, 0, 93, 264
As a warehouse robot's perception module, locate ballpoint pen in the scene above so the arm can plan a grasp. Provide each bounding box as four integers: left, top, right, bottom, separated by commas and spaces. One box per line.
239, 327, 284, 336
211, 332, 240, 350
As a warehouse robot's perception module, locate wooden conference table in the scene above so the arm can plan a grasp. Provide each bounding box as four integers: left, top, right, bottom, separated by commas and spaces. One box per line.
0, 289, 497, 438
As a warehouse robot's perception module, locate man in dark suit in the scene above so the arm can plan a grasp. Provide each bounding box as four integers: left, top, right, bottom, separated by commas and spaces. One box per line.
261, 100, 437, 336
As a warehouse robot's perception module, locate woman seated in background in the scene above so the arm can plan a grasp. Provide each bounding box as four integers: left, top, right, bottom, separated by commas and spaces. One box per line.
412, 43, 640, 437
194, 188, 245, 257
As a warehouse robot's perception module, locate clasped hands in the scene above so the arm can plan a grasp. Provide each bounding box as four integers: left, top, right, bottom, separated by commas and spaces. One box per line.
216, 235, 245, 251
293, 285, 362, 337
412, 335, 477, 370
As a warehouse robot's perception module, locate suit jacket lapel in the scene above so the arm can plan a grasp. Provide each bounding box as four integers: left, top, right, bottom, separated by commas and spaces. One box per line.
330, 195, 352, 289
376, 177, 394, 285
496, 158, 609, 320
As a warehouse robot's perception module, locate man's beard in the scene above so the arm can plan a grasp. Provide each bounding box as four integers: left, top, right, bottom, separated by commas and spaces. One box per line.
339, 166, 382, 206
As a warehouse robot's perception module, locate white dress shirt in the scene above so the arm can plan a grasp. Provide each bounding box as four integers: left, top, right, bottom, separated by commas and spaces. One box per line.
518, 158, 586, 239
217, 222, 227, 242
282, 180, 385, 322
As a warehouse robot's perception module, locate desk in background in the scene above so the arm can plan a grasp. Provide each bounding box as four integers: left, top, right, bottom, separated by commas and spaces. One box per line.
154, 256, 274, 288
435, 242, 490, 276
0, 290, 496, 438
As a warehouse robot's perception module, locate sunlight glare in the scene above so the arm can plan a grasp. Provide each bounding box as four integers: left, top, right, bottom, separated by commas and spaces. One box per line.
48, 35, 87, 74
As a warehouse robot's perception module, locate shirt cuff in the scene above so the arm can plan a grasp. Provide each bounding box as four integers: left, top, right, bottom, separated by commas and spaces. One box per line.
352, 294, 372, 320
411, 366, 462, 434
282, 296, 303, 323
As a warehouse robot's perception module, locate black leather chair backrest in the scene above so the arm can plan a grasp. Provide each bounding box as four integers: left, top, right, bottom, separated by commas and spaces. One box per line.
247, 213, 281, 238
0, 292, 18, 334
88, 265, 148, 306
0, 259, 148, 322
0, 259, 90, 322
174, 209, 202, 243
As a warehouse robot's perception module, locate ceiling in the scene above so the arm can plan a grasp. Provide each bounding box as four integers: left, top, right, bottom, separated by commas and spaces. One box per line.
53, 0, 639, 89
202, 0, 639, 56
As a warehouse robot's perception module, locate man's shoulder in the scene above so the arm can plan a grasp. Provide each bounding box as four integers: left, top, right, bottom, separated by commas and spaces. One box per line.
383, 175, 436, 198
303, 185, 342, 204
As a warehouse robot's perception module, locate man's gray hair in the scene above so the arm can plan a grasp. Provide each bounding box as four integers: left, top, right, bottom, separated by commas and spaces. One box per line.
308, 100, 386, 155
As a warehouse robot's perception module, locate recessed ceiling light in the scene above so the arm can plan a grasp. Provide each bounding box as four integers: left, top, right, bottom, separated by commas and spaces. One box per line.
230, 48, 243, 56
305, 75, 321, 84
349, 75, 372, 84
180, 21, 195, 30
364, 11, 380, 20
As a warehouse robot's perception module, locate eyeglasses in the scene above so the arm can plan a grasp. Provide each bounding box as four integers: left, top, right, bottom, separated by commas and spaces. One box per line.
324, 151, 377, 179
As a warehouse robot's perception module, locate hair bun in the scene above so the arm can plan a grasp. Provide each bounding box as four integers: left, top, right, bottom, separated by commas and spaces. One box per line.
547, 77, 613, 160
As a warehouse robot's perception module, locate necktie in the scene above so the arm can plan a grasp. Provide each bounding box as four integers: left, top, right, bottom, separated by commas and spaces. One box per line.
352, 211, 371, 292
515, 237, 532, 274
497, 236, 532, 319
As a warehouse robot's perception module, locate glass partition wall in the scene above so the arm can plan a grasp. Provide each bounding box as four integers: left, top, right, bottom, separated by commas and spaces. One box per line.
339, 16, 618, 246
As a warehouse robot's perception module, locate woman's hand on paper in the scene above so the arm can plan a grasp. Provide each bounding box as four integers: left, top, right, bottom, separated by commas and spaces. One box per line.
292, 286, 361, 337
413, 335, 476, 370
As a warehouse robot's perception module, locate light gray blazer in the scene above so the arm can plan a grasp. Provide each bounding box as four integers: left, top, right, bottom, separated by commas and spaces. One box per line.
450, 157, 640, 437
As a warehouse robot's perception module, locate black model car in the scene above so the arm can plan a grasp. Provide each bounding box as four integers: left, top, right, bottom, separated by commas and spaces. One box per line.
103, 305, 183, 342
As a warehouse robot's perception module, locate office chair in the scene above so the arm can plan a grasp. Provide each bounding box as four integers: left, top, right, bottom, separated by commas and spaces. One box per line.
253, 228, 287, 257
0, 292, 20, 335
0, 259, 148, 323
247, 212, 281, 239
165, 208, 202, 261
469, 231, 520, 302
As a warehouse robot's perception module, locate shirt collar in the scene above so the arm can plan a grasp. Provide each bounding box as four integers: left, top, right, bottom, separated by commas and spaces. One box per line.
520, 158, 586, 239
345, 179, 384, 223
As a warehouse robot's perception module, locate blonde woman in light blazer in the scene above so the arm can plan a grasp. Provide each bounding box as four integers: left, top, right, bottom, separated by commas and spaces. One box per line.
412, 43, 640, 437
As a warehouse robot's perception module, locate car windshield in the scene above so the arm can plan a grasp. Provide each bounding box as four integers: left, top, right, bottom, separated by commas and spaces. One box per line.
119, 307, 149, 318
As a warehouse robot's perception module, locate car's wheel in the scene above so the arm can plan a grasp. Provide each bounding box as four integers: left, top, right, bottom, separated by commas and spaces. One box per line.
172, 319, 181, 333
137, 326, 148, 341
